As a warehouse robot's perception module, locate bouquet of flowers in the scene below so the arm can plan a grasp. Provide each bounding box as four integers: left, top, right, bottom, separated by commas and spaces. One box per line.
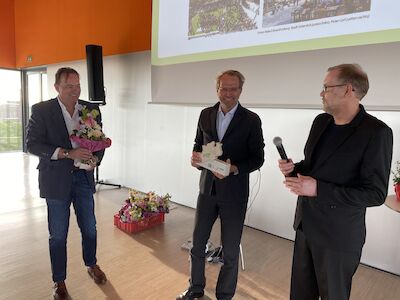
118, 189, 170, 222
392, 160, 400, 185
70, 105, 112, 169
392, 161, 400, 201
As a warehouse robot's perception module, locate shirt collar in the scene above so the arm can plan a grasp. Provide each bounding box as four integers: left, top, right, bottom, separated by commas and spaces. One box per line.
218, 102, 239, 116
57, 96, 80, 112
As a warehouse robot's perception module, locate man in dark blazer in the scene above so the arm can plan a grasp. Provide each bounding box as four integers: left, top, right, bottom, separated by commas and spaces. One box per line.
177, 70, 265, 300
26, 67, 107, 300
279, 64, 393, 300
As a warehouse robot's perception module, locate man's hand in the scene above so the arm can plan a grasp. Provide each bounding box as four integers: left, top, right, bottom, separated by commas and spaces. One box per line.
84, 155, 99, 171
84, 163, 96, 172
212, 158, 236, 179
284, 174, 317, 196
70, 148, 93, 161
278, 158, 295, 176
191, 151, 202, 167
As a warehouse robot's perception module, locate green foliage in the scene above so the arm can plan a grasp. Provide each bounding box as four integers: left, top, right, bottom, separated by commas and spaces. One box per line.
0, 119, 22, 152
188, 1, 256, 36
392, 161, 400, 185
81, 106, 99, 120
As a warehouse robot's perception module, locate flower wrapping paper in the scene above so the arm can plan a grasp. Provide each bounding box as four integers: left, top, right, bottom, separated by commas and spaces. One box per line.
70, 135, 111, 152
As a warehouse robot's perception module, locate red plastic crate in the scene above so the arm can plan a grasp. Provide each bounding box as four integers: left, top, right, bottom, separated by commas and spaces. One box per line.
114, 213, 165, 233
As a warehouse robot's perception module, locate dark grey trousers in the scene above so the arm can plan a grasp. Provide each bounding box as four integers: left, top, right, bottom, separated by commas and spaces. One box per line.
290, 229, 362, 300
189, 190, 247, 300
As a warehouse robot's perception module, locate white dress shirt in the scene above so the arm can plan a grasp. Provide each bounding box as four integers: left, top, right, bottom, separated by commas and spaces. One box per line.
51, 97, 80, 160
216, 102, 238, 141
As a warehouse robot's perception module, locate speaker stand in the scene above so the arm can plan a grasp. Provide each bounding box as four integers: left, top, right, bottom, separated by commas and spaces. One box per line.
95, 166, 121, 188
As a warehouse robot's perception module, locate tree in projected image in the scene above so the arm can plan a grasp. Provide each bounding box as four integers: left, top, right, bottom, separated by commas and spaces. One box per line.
188, 0, 260, 37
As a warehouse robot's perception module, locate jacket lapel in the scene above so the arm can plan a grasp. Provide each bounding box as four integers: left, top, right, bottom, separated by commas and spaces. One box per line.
312, 126, 356, 171
210, 103, 219, 141
50, 99, 73, 148
307, 115, 331, 162
221, 103, 243, 142
311, 105, 366, 171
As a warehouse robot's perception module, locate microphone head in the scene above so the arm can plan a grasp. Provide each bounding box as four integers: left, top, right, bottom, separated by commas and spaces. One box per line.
273, 136, 282, 146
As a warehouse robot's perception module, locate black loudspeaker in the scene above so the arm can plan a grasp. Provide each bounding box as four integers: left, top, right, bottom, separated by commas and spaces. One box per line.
86, 45, 106, 105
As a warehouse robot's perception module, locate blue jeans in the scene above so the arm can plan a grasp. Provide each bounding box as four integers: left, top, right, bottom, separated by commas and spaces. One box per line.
46, 170, 97, 282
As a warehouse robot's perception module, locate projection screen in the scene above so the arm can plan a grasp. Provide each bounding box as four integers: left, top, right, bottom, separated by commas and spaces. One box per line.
151, 0, 400, 110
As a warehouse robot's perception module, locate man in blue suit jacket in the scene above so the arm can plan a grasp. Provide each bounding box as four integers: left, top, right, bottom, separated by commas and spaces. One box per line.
279, 64, 393, 300
177, 70, 265, 300
26, 67, 107, 299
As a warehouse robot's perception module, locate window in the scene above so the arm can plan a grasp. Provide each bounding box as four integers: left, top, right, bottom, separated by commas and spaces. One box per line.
0, 69, 22, 152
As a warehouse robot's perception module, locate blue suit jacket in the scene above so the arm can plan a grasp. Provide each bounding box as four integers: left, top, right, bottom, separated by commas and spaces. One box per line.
26, 98, 104, 199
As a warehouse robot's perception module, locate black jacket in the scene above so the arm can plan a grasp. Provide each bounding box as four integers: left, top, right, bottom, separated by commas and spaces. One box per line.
193, 102, 265, 199
294, 105, 393, 251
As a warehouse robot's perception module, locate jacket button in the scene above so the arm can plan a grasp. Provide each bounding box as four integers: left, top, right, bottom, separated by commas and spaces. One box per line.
330, 205, 336, 209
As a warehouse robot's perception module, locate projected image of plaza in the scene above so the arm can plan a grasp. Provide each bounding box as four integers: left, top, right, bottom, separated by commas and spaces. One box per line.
263, 0, 371, 28
188, 0, 260, 38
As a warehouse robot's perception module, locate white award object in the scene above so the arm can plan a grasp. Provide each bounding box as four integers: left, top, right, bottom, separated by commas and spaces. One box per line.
197, 141, 230, 177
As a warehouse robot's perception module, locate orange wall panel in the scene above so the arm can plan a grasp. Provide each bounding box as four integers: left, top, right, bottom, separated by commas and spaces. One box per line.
0, 0, 16, 69
14, 0, 152, 68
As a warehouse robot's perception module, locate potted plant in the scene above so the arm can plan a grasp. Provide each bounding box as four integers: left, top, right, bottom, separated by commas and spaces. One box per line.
392, 161, 400, 201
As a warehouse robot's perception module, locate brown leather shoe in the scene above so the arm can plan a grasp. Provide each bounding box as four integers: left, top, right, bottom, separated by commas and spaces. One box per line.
87, 264, 107, 284
53, 281, 70, 300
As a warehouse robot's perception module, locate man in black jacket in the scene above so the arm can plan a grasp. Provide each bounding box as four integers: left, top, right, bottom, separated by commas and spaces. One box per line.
279, 64, 393, 300
177, 70, 265, 300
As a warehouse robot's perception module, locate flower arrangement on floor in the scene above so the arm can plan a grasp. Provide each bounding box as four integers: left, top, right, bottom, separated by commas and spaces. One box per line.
70, 105, 112, 169
392, 161, 400, 185
118, 189, 171, 223
392, 160, 400, 201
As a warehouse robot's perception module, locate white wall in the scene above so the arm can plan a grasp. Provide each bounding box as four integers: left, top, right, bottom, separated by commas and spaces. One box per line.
47, 51, 400, 275
152, 42, 400, 110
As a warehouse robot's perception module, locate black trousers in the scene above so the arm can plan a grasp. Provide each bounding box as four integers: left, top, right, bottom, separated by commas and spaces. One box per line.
189, 189, 247, 300
290, 229, 362, 300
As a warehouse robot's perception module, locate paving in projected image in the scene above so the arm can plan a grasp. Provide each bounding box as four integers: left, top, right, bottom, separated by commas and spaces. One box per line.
263, 0, 371, 28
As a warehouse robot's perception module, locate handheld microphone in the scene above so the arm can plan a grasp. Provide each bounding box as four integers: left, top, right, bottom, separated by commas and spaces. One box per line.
273, 136, 288, 161
273, 136, 295, 177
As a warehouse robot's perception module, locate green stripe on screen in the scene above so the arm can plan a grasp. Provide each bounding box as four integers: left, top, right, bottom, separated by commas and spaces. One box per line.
152, 28, 400, 66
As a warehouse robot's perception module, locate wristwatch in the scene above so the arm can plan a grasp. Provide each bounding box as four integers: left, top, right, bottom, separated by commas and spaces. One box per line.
62, 149, 70, 159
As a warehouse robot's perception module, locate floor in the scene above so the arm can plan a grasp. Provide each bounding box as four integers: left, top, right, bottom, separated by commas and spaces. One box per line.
0, 152, 399, 299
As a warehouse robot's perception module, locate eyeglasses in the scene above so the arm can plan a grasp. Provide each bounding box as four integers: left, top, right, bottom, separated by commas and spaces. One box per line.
218, 87, 241, 93
322, 84, 347, 92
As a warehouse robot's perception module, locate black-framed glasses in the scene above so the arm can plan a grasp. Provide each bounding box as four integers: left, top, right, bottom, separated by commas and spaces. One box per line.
322, 84, 347, 92
218, 87, 241, 93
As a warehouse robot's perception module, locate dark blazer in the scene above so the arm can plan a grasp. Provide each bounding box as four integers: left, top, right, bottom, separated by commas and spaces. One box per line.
26, 98, 104, 199
293, 105, 393, 252
193, 103, 265, 199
